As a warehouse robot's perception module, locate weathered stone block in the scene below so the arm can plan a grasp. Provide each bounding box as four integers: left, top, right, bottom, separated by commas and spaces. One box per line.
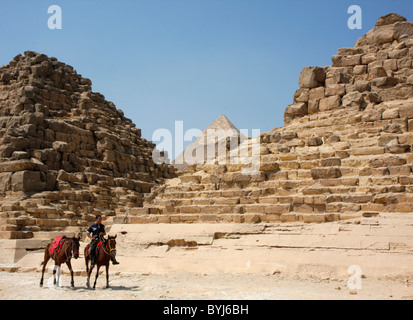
0, 172, 12, 191
306, 137, 323, 146
389, 48, 409, 59
260, 162, 279, 171
299, 67, 326, 88
368, 66, 388, 80
309, 87, 325, 101
354, 80, 371, 92
321, 158, 341, 167
331, 55, 343, 67
342, 54, 362, 67
293, 88, 309, 103
311, 168, 342, 179
319, 95, 341, 111
302, 214, 326, 223
342, 91, 364, 107
264, 204, 291, 214
383, 59, 398, 71
11, 171, 46, 192
325, 84, 346, 97
361, 54, 377, 65
372, 77, 399, 87
337, 48, 364, 56
285, 102, 308, 117
354, 65, 368, 76
397, 57, 412, 69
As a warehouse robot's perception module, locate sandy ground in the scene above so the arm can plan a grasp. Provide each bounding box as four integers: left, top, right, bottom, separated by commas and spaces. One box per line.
0, 270, 412, 300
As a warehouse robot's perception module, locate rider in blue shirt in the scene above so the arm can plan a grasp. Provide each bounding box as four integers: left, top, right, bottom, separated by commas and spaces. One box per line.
86, 215, 106, 266
86, 214, 119, 266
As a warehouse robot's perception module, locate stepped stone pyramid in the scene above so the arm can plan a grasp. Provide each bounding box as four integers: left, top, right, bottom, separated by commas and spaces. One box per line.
119, 13, 413, 225
0, 51, 176, 239
173, 115, 246, 172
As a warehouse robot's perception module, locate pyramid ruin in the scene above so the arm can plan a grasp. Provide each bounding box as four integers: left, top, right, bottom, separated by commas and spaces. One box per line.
118, 13, 413, 225
1, 14, 413, 279
0, 51, 176, 240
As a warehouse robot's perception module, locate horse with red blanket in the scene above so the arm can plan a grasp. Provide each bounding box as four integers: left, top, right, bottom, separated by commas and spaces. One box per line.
40, 234, 81, 288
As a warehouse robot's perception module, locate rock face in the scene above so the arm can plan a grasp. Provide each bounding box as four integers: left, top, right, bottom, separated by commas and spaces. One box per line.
357, 15, 413, 47
376, 13, 407, 27
287, 15, 413, 125
0, 51, 176, 239
119, 14, 413, 226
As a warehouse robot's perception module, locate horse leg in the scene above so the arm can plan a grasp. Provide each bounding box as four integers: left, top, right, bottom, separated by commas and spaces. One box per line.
85, 244, 91, 276
39, 253, 50, 287
86, 263, 94, 289
53, 263, 62, 287
93, 265, 101, 289
66, 259, 75, 288
53, 263, 57, 285
85, 252, 89, 274
105, 263, 109, 288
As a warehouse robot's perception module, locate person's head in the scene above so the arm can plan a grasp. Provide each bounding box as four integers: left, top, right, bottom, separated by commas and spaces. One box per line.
95, 214, 102, 224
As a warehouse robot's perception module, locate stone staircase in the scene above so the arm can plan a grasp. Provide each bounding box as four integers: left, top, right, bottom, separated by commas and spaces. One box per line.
0, 176, 154, 239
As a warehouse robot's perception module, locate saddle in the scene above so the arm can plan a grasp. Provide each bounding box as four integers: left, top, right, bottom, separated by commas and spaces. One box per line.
50, 235, 67, 255
89, 239, 105, 255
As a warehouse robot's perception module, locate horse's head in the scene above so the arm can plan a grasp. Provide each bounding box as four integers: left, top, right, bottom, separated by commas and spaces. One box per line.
71, 235, 80, 259
107, 235, 117, 260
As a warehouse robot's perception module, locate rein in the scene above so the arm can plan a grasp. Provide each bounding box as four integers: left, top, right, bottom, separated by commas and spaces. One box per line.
72, 239, 79, 256
101, 239, 116, 256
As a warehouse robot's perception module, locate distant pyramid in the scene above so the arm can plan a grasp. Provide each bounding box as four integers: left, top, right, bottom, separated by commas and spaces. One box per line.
173, 115, 246, 171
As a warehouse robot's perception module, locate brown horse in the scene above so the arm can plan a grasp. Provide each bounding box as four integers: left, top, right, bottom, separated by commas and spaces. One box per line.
84, 235, 117, 289
40, 235, 80, 288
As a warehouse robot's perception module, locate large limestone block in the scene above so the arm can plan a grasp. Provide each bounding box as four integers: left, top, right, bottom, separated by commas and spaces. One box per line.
284, 102, 308, 117
298, 67, 326, 89
311, 168, 342, 180
0, 172, 12, 191
11, 170, 46, 192
318, 95, 341, 111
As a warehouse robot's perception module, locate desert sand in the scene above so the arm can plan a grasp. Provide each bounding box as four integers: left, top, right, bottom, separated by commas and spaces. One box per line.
0, 270, 412, 300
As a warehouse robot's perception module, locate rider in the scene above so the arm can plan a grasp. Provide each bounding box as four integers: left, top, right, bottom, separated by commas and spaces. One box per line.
86, 215, 119, 266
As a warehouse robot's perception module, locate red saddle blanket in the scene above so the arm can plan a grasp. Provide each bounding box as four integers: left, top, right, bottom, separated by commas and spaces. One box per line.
50, 236, 67, 255
89, 240, 105, 252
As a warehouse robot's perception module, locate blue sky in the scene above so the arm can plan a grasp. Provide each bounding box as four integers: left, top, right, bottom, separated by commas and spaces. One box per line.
1, 1, 413, 159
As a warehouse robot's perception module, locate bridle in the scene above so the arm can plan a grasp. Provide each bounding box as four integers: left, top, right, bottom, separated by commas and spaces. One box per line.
102, 238, 116, 257
71, 238, 80, 257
